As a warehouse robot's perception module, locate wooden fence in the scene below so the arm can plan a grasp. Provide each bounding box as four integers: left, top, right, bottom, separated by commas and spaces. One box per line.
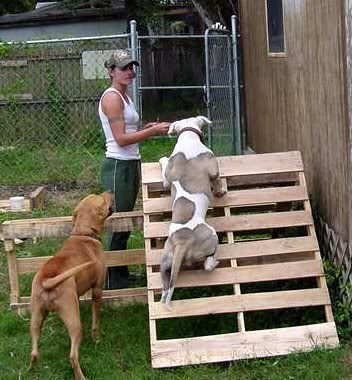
2, 210, 148, 312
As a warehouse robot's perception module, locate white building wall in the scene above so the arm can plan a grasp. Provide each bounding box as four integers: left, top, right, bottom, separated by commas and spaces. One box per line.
0, 19, 127, 42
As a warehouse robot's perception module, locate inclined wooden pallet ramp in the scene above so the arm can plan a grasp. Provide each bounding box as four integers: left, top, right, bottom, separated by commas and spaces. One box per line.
141, 151, 339, 368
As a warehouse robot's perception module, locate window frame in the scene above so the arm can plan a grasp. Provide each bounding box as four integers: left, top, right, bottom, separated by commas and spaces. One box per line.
265, 0, 286, 57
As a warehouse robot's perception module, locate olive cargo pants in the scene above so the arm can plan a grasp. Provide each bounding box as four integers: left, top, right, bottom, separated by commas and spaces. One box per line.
100, 157, 140, 289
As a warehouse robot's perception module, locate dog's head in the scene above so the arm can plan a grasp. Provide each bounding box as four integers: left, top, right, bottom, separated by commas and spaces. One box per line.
71, 191, 114, 236
168, 116, 212, 135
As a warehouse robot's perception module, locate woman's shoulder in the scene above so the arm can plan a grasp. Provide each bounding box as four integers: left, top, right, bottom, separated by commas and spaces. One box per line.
101, 88, 123, 104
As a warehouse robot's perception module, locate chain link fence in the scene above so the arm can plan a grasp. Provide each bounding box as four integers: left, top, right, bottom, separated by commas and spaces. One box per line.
0, 36, 129, 188
0, 21, 241, 192
205, 23, 241, 156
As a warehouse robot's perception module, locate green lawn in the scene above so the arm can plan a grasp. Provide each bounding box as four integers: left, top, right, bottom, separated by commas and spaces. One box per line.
1, 139, 352, 379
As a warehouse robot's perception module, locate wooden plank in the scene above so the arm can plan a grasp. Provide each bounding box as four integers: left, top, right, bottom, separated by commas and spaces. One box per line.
29, 186, 46, 210
142, 151, 303, 184
148, 259, 323, 290
151, 322, 339, 368
146, 236, 319, 266
150, 288, 330, 319
103, 249, 145, 266
14, 287, 149, 309
144, 210, 313, 239
227, 172, 298, 187
17, 249, 146, 274
146, 172, 299, 193
4, 239, 19, 305
143, 186, 308, 214
2, 211, 144, 239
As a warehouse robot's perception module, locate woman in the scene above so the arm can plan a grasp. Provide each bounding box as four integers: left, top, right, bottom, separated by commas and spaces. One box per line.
99, 49, 170, 289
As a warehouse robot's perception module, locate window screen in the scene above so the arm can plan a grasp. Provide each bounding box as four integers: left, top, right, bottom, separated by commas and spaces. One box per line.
266, 0, 285, 54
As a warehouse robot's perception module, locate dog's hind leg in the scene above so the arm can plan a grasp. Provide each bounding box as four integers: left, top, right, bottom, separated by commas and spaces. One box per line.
160, 239, 173, 304
58, 293, 86, 380
29, 301, 48, 367
91, 286, 102, 339
204, 233, 220, 271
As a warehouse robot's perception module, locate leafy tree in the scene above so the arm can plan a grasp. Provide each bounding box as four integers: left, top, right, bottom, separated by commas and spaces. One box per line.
0, 0, 37, 16
191, 0, 239, 29
125, 0, 239, 34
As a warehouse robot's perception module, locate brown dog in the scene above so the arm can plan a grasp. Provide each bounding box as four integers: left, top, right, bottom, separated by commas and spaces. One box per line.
29, 191, 113, 380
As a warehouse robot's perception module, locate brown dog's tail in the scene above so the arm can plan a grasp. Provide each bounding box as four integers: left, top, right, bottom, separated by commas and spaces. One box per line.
42, 261, 94, 290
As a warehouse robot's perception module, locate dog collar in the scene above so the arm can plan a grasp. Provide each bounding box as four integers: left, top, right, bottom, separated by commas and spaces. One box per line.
71, 233, 101, 242
176, 127, 205, 144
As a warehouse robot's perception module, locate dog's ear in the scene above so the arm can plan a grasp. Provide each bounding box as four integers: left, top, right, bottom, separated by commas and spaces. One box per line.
195, 116, 212, 127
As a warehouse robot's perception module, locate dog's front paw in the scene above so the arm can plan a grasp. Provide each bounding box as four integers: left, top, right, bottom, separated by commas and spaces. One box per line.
159, 156, 168, 166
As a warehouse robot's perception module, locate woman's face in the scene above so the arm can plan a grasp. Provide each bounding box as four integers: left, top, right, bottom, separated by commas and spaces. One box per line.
110, 63, 136, 85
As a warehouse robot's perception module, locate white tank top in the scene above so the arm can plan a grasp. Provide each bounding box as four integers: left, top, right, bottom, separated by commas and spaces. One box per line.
99, 87, 140, 160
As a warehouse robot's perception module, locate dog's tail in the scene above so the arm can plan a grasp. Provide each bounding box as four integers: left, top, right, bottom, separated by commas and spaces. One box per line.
163, 243, 189, 306
42, 261, 94, 290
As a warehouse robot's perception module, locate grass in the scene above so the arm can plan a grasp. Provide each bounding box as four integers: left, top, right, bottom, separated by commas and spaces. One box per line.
1, 138, 352, 379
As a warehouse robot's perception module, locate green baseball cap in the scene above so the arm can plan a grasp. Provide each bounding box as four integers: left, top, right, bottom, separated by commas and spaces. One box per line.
104, 49, 139, 69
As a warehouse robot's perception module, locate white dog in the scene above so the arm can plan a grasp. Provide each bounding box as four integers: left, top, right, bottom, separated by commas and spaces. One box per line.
159, 116, 226, 310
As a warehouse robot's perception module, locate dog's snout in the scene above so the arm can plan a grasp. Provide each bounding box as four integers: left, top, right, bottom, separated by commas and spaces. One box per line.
108, 206, 114, 216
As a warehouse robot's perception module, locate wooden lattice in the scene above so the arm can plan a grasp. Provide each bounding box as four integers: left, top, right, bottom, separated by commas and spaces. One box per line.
315, 216, 352, 304
141, 151, 339, 368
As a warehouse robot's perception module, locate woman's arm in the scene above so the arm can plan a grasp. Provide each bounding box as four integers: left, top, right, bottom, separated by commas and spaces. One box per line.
102, 92, 169, 147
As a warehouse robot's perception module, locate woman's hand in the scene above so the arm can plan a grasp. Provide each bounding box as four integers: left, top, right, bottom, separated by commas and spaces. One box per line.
149, 122, 170, 136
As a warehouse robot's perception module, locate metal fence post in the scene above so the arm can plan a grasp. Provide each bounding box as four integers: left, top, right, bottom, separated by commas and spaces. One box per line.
130, 20, 139, 117
204, 29, 212, 150
231, 15, 242, 155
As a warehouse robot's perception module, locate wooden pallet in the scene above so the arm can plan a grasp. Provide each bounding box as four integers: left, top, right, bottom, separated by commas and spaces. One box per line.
141, 151, 339, 368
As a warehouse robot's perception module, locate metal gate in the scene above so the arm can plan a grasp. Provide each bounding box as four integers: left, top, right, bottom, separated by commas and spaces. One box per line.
132, 16, 242, 156
205, 17, 241, 156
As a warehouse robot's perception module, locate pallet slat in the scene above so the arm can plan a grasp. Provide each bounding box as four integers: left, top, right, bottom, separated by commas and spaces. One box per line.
144, 210, 313, 239
145, 236, 319, 265
150, 288, 330, 319
2, 211, 144, 239
148, 260, 323, 290
17, 249, 146, 274
14, 287, 149, 309
151, 323, 338, 368
142, 151, 303, 184
143, 186, 308, 214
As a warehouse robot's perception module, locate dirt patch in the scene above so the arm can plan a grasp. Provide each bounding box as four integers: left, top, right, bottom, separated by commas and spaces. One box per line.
0, 180, 144, 213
